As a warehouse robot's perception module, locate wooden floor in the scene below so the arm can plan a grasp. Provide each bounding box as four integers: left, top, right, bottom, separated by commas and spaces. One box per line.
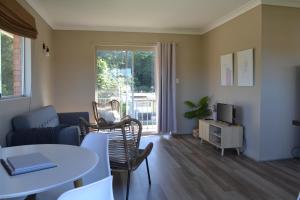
113, 134, 300, 200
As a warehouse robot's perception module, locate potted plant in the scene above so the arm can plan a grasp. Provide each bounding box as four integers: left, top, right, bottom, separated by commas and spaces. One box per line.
184, 96, 212, 137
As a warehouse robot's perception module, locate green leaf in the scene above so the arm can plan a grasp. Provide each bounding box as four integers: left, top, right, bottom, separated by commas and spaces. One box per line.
184, 101, 197, 108
184, 110, 198, 119
198, 96, 209, 107
184, 96, 212, 120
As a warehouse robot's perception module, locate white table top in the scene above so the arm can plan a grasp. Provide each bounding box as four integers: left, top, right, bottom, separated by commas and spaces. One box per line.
0, 144, 98, 199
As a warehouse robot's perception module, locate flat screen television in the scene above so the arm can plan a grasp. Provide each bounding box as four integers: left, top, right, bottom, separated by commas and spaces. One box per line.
217, 103, 235, 124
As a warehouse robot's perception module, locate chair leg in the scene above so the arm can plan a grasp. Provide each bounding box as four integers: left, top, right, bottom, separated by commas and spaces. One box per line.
126, 171, 131, 200
146, 157, 151, 185
25, 194, 36, 200
73, 179, 83, 188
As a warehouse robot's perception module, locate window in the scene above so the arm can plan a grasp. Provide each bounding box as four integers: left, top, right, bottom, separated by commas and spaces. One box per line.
0, 29, 27, 98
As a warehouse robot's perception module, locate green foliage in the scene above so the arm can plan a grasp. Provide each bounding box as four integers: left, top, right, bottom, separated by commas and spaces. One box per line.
184, 101, 197, 108
184, 96, 211, 119
1, 34, 14, 96
96, 51, 133, 100
96, 50, 155, 95
133, 51, 154, 92
121, 102, 127, 117
98, 51, 127, 70
96, 58, 118, 90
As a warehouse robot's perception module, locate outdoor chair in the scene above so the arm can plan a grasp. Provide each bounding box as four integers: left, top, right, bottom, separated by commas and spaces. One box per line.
79, 118, 153, 200
91, 100, 130, 131
108, 118, 152, 200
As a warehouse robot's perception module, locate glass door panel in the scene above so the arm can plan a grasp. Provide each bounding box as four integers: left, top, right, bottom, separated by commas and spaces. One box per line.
96, 49, 157, 133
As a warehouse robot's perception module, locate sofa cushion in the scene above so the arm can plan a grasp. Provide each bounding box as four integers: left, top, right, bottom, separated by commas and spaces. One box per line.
11, 125, 68, 146
57, 126, 80, 146
12, 105, 59, 131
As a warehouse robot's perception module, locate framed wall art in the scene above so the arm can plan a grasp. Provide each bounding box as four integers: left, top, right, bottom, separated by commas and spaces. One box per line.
220, 53, 233, 86
237, 49, 254, 86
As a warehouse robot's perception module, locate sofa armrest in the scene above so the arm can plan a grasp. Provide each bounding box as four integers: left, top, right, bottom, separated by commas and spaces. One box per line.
58, 112, 89, 126
6, 131, 14, 147
57, 126, 80, 146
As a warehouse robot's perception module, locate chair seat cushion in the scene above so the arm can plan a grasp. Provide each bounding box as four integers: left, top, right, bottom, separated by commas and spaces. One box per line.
98, 110, 120, 123
11, 125, 68, 146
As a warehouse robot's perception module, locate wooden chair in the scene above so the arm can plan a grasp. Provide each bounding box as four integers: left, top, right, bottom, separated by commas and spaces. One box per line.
107, 118, 153, 200
57, 176, 114, 200
79, 118, 153, 200
90, 100, 130, 132
92, 100, 120, 122
92, 101, 101, 124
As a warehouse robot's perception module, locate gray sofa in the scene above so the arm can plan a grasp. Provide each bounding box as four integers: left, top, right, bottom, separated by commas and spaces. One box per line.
6, 105, 89, 147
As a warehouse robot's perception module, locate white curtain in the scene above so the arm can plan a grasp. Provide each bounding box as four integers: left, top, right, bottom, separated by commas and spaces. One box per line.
156, 42, 177, 133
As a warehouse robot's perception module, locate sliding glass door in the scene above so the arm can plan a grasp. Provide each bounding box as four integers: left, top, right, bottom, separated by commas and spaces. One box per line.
95, 48, 157, 133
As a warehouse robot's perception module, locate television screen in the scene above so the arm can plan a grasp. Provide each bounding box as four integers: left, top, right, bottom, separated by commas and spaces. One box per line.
217, 103, 234, 124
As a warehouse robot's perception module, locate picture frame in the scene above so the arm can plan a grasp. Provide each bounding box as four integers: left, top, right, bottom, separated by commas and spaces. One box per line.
237, 49, 254, 86
220, 53, 233, 86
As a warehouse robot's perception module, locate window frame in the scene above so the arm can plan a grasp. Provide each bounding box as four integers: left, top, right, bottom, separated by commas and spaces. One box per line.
0, 31, 31, 101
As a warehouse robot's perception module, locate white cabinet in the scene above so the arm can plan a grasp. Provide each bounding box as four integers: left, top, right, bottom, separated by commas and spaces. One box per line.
199, 120, 209, 141
198, 120, 243, 156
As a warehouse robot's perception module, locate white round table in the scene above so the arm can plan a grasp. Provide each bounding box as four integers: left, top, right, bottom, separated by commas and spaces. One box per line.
0, 144, 98, 199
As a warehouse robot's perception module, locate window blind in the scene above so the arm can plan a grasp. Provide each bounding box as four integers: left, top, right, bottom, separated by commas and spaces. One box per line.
0, 0, 37, 39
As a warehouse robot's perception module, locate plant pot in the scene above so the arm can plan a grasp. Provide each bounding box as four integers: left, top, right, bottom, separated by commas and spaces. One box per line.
192, 128, 199, 138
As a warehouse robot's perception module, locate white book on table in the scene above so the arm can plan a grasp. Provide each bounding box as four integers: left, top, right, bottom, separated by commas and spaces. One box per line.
5, 152, 56, 175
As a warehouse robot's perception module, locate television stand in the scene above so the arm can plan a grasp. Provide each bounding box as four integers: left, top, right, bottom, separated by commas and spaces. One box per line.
198, 120, 243, 156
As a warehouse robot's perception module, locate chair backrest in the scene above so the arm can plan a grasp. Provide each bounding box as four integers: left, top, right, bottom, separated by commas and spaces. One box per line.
108, 118, 142, 170
109, 100, 120, 112
93, 100, 120, 122
127, 118, 142, 148
92, 101, 100, 123
57, 176, 114, 200
80, 133, 110, 185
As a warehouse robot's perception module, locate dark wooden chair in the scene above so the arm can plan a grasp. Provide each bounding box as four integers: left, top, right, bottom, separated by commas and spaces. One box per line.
91, 100, 130, 131
108, 118, 153, 200
92, 100, 120, 121
79, 118, 153, 200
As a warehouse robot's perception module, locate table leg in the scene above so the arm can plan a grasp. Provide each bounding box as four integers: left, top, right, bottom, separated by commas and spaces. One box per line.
221, 148, 224, 156
25, 194, 36, 200
74, 179, 83, 188
236, 148, 240, 156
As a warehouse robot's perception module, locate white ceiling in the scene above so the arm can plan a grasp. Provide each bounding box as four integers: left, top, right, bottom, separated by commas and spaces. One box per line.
25, 0, 300, 35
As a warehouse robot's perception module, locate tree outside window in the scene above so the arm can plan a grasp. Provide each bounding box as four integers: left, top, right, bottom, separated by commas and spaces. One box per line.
0, 30, 24, 98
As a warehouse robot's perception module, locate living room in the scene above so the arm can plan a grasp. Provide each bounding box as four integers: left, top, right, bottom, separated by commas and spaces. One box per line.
1, 0, 300, 199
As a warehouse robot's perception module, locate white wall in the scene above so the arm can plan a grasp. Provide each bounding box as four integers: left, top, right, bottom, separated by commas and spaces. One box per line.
201, 6, 262, 160
260, 5, 300, 160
